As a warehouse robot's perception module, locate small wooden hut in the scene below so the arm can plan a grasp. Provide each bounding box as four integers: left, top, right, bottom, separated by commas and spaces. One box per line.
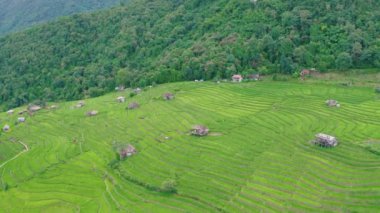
325, 99, 340, 107
191, 125, 209, 136
128, 102, 140, 110
163, 93, 175, 101
117, 96, 126, 103
75, 101, 85, 108
2, 124, 10, 132
133, 88, 142, 94
86, 110, 98, 116
28, 105, 42, 112
18, 117, 26, 123
313, 133, 338, 147
119, 144, 137, 159
232, 74, 243, 82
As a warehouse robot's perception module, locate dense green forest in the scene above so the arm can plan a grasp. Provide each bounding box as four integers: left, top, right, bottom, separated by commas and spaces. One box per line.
0, 0, 379, 109
0, 0, 121, 35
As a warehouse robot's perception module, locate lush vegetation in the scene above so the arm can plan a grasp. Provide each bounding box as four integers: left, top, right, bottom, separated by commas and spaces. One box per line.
0, 80, 379, 211
1, 0, 380, 109
0, 0, 122, 36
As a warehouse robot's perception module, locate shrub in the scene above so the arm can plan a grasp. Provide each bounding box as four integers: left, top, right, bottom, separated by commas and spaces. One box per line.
1, 182, 8, 191
129, 92, 136, 98
88, 87, 105, 97
376, 87, 380, 93
160, 179, 177, 193
108, 158, 120, 169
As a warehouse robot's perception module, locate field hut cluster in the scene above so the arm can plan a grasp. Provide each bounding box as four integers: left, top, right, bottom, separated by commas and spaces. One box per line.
1, 80, 361, 156
231, 73, 261, 82
312, 133, 338, 147
300, 68, 319, 80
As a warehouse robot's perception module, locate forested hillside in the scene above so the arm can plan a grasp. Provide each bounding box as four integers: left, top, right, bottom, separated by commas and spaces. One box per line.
0, 0, 379, 109
0, 0, 121, 35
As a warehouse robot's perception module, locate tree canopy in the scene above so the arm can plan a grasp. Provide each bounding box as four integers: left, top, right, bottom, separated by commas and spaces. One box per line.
0, 0, 379, 109
0, 0, 121, 35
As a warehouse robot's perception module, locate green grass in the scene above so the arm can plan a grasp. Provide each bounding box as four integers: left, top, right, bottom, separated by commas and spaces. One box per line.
0, 80, 380, 212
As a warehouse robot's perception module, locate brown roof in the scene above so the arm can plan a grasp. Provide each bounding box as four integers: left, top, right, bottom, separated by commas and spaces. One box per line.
314, 133, 338, 147
128, 102, 140, 109
119, 144, 137, 159
191, 125, 209, 136
86, 110, 98, 116
232, 74, 243, 79
28, 105, 42, 112
163, 93, 175, 100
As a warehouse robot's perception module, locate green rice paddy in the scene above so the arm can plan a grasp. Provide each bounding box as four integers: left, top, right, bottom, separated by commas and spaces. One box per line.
0, 80, 379, 212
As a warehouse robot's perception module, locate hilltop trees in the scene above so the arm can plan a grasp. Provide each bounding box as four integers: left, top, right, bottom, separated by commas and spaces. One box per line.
0, 0, 379, 108
336, 52, 353, 70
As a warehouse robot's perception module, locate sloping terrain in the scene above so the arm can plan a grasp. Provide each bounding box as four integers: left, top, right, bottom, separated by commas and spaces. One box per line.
1, 0, 379, 108
0, 81, 379, 212
0, 0, 121, 35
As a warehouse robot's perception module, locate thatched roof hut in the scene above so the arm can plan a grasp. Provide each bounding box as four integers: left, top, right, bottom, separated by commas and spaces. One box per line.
119, 144, 137, 159
163, 93, 175, 101
191, 125, 209, 136
300, 69, 311, 77
117, 96, 126, 103
133, 88, 142, 94
232, 74, 243, 82
86, 110, 98, 116
7, 110, 14, 115
325, 99, 340, 107
128, 102, 140, 110
75, 101, 85, 108
28, 105, 42, 112
18, 117, 26, 123
2, 124, 10, 132
313, 133, 338, 147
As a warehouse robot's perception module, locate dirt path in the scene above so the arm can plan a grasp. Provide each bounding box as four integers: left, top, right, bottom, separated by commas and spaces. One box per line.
0, 141, 29, 169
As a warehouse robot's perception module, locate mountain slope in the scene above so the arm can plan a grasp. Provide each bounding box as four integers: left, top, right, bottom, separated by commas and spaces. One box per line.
0, 0, 121, 36
0, 81, 380, 211
0, 0, 379, 109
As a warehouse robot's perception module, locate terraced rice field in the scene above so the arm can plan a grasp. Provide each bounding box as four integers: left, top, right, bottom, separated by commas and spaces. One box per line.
0, 81, 379, 212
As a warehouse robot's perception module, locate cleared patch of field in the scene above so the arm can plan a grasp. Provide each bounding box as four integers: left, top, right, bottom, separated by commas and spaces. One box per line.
0, 81, 379, 212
